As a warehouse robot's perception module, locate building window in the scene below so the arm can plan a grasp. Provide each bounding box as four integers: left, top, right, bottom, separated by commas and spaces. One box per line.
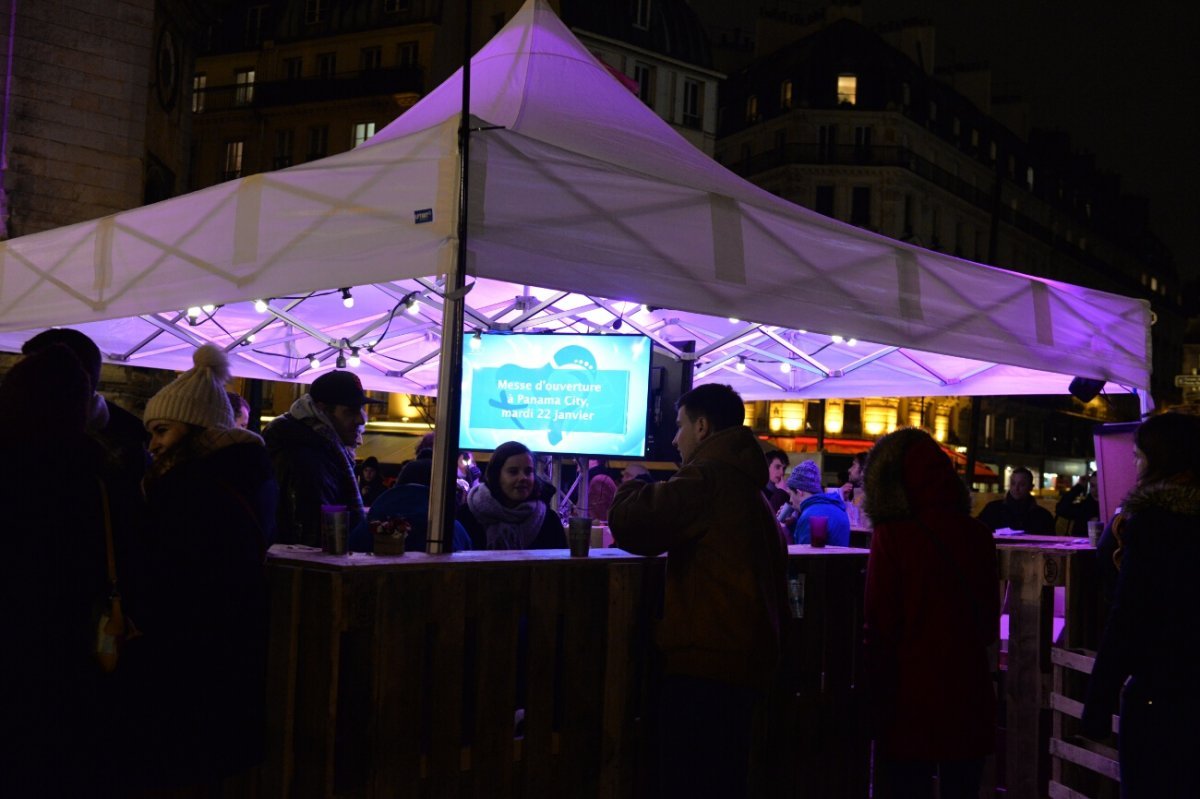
223, 141, 244, 180
745, 94, 758, 121
396, 41, 418, 67
971, 128, 979, 149
779, 79, 792, 109
836, 74, 857, 105
818, 124, 837, 160
284, 57, 302, 80
317, 52, 336, 79
274, 129, 293, 169
681, 78, 701, 128
1026, 166, 1034, 190
1150, 276, 1158, 292
853, 125, 872, 162
815, 185, 835, 217
234, 68, 255, 105
191, 73, 206, 112
307, 126, 328, 160
633, 0, 651, 30
850, 187, 871, 226
634, 62, 654, 105
989, 141, 997, 161
353, 121, 376, 147
305, 0, 327, 24
245, 5, 267, 47
360, 47, 382, 71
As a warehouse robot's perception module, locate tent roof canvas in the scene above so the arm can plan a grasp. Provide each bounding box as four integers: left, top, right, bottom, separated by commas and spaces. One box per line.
0, 0, 1150, 401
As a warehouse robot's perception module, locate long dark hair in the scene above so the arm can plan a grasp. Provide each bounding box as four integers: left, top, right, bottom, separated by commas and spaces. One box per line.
144, 422, 205, 486
1134, 412, 1200, 487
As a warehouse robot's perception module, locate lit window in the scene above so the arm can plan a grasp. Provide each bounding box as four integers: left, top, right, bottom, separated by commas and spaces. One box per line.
234, 68, 255, 105
633, 0, 651, 30
191, 73, 206, 112
837, 74, 857, 105
1150, 277, 1158, 291
745, 94, 758, 121
353, 121, 376, 147
223, 141, 244, 180
780, 79, 793, 109
681, 78, 701, 128
305, 0, 327, 24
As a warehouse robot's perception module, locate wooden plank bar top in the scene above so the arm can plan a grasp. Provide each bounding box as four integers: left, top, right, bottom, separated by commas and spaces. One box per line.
263, 543, 871, 799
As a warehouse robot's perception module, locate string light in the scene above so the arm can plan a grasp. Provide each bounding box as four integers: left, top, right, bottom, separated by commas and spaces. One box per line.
308, 354, 320, 369
469, 331, 483, 351
335, 351, 347, 369
348, 348, 361, 367
341, 288, 354, 309
186, 306, 202, 320
201, 304, 216, 314
831, 334, 844, 344
403, 293, 420, 315
728, 317, 740, 324
735, 357, 747, 372
780, 362, 792, 374
254, 299, 268, 314
244, 333, 256, 344
847, 338, 858, 347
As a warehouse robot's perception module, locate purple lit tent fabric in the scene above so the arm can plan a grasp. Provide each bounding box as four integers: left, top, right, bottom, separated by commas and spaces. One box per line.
0, 0, 1151, 401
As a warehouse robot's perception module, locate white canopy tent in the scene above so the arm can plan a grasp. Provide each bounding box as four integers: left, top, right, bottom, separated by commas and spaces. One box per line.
0, 0, 1150, 403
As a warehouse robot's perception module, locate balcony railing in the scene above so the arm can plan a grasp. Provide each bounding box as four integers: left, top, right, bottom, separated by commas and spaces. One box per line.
195, 66, 425, 113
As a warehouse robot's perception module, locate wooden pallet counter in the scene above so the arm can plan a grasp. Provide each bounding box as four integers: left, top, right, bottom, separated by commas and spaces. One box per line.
992, 535, 1105, 799
261, 544, 870, 799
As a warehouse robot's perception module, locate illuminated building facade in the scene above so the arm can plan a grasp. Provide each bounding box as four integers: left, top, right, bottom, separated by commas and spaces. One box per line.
712, 6, 1182, 488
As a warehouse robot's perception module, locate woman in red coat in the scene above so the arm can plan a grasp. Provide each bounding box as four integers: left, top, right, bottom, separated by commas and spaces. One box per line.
863, 428, 1000, 799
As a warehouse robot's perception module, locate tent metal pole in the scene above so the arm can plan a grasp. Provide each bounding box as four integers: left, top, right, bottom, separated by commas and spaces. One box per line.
427, 0, 472, 554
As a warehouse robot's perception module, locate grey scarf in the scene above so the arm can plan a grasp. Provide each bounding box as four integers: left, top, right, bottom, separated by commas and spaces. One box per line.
466, 482, 549, 549
288, 393, 364, 520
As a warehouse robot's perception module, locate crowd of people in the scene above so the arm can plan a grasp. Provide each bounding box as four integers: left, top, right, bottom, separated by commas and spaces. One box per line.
5, 325, 1190, 798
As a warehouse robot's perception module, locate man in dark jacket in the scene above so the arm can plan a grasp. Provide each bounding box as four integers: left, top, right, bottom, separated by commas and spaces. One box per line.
263, 371, 384, 546
609, 383, 788, 799
977, 466, 1055, 533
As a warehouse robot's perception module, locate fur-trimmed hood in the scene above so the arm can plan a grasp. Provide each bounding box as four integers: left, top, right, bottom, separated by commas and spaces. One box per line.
863, 427, 971, 524
1122, 481, 1200, 518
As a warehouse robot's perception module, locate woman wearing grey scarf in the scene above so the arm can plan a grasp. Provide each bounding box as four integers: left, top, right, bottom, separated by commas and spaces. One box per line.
458, 441, 566, 550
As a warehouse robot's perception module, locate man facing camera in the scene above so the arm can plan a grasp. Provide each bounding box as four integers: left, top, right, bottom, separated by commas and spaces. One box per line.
608, 383, 787, 799
977, 467, 1055, 533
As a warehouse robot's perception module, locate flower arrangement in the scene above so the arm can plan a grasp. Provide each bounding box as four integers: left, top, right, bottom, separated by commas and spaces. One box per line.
369, 516, 411, 556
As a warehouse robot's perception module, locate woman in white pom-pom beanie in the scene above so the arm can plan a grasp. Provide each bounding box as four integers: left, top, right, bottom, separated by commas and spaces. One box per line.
127, 344, 278, 791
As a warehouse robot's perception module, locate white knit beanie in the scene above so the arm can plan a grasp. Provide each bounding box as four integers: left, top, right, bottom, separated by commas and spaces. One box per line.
143, 344, 234, 430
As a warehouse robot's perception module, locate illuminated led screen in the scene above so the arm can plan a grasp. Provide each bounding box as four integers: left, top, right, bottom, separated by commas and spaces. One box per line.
459, 333, 652, 458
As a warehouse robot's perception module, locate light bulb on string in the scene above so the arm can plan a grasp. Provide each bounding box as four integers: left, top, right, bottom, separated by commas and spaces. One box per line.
348, 349, 361, 368
735, 357, 747, 372
341, 288, 354, 309
244, 333, 256, 344
253, 299, 268, 314
201, 304, 216, 315
780, 361, 792, 374
308, 354, 320, 370
335, 351, 347, 369
469, 331, 482, 351
831, 334, 844, 344
186, 306, 202, 321
847, 338, 858, 347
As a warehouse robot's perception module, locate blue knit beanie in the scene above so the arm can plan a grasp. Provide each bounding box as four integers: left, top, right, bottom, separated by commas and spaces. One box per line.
786, 460, 822, 493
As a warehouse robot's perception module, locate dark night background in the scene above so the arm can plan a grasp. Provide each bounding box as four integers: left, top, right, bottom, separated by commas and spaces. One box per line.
699, 0, 1200, 282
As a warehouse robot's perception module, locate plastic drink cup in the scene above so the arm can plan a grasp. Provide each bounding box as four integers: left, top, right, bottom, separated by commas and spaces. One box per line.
810, 515, 829, 548
568, 517, 592, 557
1087, 519, 1103, 546
321, 504, 349, 554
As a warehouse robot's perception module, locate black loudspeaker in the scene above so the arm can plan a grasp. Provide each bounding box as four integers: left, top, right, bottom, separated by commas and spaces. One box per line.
1069, 376, 1106, 403
646, 340, 695, 461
